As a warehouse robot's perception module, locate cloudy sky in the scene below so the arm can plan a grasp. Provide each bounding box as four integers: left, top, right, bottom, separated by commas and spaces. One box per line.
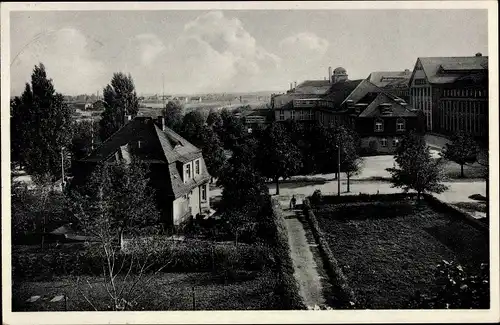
10, 9, 488, 96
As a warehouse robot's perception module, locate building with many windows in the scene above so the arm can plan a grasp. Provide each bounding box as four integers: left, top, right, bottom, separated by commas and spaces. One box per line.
408, 53, 488, 139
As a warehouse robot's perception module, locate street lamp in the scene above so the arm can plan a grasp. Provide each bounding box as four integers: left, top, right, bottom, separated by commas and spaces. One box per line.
61, 146, 65, 190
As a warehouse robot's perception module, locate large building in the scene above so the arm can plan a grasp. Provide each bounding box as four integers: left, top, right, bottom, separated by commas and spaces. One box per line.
272, 67, 424, 154
408, 53, 488, 139
74, 116, 211, 227
366, 69, 411, 102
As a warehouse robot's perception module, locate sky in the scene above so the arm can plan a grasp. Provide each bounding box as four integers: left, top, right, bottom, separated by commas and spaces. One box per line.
9, 9, 488, 96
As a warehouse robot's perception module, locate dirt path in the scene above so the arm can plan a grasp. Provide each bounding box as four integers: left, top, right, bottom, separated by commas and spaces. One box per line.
278, 196, 326, 308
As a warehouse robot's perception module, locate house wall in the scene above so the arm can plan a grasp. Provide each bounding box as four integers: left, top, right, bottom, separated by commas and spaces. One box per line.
361, 135, 402, 154
173, 195, 190, 225
275, 109, 315, 122
188, 186, 201, 217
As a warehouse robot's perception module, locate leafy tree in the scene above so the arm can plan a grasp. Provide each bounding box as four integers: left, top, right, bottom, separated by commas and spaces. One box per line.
200, 125, 226, 180
70, 120, 99, 161
307, 122, 338, 174
219, 109, 246, 150
258, 122, 302, 195
386, 132, 448, 200
68, 160, 161, 248
10, 63, 73, 183
336, 126, 363, 192
163, 101, 184, 132
206, 109, 223, 130
180, 110, 205, 148
407, 260, 489, 309
99, 73, 139, 141
442, 131, 478, 178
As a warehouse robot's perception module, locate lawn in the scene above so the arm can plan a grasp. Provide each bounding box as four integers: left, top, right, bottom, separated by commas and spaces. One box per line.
313, 200, 489, 309
12, 270, 277, 311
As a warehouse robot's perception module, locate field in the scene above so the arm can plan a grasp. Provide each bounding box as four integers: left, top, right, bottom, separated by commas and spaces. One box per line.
13, 271, 276, 311
313, 200, 489, 309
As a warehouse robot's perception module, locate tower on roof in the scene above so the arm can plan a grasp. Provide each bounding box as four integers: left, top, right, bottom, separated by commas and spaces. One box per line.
332, 67, 348, 84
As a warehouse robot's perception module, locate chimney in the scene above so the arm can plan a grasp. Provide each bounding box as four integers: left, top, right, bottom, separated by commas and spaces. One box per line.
328, 66, 332, 83
290, 82, 293, 91
475, 52, 482, 57
157, 116, 166, 131
294, 81, 297, 88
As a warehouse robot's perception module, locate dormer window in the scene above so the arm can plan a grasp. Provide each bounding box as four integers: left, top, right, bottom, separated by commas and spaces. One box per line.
374, 119, 384, 132
396, 118, 406, 132
185, 163, 192, 181
195, 159, 200, 175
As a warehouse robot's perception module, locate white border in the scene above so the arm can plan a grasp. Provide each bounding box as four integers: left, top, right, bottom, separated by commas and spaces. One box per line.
2, 2, 499, 324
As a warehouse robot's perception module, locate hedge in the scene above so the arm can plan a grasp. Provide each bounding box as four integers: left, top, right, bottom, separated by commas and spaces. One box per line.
12, 240, 271, 280
269, 198, 307, 310
302, 198, 357, 308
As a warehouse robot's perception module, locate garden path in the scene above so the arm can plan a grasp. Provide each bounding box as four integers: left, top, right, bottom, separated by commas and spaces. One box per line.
277, 195, 326, 309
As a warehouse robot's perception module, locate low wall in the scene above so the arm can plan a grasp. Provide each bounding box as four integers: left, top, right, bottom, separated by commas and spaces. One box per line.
302, 199, 357, 308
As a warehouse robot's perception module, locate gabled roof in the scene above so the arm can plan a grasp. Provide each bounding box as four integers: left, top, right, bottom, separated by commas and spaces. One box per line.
412, 56, 488, 85
358, 93, 419, 118
323, 79, 363, 107
367, 70, 411, 88
341, 79, 393, 105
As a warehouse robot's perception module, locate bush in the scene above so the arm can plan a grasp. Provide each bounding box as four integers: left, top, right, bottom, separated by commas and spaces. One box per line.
12, 240, 271, 280
310, 190, 323, 207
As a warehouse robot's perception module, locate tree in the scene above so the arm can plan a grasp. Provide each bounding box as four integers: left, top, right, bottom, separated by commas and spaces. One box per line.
200, 125, 226, 180
68, 160, 161, 248
336, 126, 363, 192
99, 73, 139, 141
180, 110, 205, 148
258, 122, 302, 195
70, 120, 99, 161
163, 101, 184, 132
387, 132, 448, 200
307, 122, 338, 175
219, 109, 246, 150
442, 131, 478, 178
206, 109, 223, 131
10, 63, 73, 183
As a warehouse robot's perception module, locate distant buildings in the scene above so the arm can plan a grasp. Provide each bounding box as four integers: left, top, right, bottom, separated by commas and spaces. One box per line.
408, 53, 488, 139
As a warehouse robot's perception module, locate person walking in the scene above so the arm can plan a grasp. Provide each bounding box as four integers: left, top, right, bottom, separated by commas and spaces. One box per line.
290, 195, 297, 210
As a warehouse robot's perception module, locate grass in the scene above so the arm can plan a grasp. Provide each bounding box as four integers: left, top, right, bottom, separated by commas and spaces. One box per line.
313, 200, 489, 309
12, 270, 277, 311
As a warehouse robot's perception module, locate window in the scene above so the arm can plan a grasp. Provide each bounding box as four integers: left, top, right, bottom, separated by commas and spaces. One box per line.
396, 118, 406, 132
392, 137, 399, 147
185, 163, 191, 180
291, 110, 295, 120
279, 110, 284, 121
201, 185, 207, 201
414, 79, 426, 86
309, 110, 314, 120
374, 119, 384, 132
380, 138, 388, 147
195, 159, 200, 175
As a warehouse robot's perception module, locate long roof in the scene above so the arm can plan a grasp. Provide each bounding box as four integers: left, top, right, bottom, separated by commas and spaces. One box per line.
413, 56, 488, 85
367, 70, 411, 88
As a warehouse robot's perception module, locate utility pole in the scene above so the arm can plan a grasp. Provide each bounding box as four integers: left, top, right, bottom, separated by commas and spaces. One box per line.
162, 73, 165, 109
91, 119, 94, 150
337, 144, 341, 196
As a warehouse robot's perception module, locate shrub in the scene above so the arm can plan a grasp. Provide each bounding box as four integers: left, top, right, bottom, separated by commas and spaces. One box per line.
406, 260, 489, 309
310, 190, 323, 207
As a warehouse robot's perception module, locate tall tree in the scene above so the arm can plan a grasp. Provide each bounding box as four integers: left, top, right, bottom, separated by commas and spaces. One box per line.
200, 125, 226, 180
387, 132, 448, 200
163, 101, 184, 132
336, 126, 363, 192
99, 73, 139, 141
442, 131, 478, 178
70, 120, 99, 161
258, 122, 302, 195
206, 109, 223, 130
219, 109, 246, 150
180, 110, 205, 148
10, 64, 73, 183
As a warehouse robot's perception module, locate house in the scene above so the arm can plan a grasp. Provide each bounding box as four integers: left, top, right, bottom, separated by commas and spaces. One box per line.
73, 116, 211, 227
408, 53, 488, 140
366, 69, 411, 102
